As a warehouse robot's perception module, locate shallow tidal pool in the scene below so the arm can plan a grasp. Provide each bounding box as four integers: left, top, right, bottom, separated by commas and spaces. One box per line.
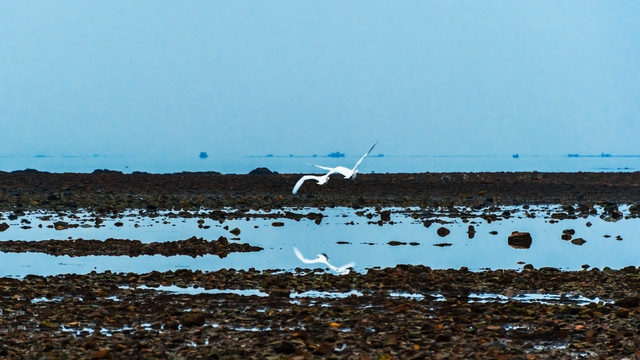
1, 204, 638, 278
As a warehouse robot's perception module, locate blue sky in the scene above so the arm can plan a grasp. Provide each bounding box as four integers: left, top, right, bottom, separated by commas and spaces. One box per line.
1, 1, 639, 160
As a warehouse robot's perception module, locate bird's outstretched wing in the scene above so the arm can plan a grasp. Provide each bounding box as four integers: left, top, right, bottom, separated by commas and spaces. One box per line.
292, 175, 313, 194
295, 247, 354, 275
332, 262, 356, 275
293, 174, 329, 194
312, 164, 334, 172
351, 142, 377, 172
313, 165, 352, 178
293, 246, 315, 264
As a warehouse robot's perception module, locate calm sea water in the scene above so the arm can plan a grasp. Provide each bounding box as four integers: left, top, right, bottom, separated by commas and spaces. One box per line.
1, 205, 639, 278
1, 154, 639, 174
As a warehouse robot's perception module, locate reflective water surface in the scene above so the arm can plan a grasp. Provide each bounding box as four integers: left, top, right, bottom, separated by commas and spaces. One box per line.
1, 204, 638, 278
2, 153, 640, 174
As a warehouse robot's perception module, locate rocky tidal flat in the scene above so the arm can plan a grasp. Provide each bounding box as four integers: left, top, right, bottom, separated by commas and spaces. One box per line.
1, 170, 640, 359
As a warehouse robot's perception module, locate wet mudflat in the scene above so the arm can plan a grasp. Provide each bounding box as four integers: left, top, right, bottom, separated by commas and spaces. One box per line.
3, 267, 640, 359
1, 170, 640, 359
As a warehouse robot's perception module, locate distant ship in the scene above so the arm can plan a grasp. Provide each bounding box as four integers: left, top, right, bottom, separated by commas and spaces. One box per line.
567, 153, 580, 157
512, 153, 519, 159
327, 151, 345, 158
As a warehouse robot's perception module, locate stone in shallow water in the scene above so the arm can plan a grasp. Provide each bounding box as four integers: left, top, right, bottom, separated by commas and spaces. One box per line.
53, 221, 71, 230
467, 225, 476, 239
437, 227, 450, 237
388, 240, 406, 246
508, 231, 532, 249
571, 238, 587, 246
380, 210, 391, 222
434, 243, 452, 247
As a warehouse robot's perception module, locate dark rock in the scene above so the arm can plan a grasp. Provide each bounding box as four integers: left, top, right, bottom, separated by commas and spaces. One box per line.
388, 241, 406, 246
249, 167, 277, 175
306, 212, 324, 224
615, 307, 630, 318
272, 340, 296, 354
603, 203, 623, 221
571, 238, 586, 246
482, 214, 497, 223
380, 210, 391, 222
314, 342, 334, 355
551, 212, 576, 220
229, 227, 241, 236
53, 221, 70, 230
165, 320, 179, 330
180, 312, 206, 327
90, 348, 110, 359
540, 266, 561, 272
92, 169, 123, 175
0, 222, 8, 232
467, 225, 476, 239
434, 243, 452, 247
437, 227, 450, 237
271, 221, 284, 227
614, 296, 640, 308
609, 210, 623, 221
435, 331, 452, 342
11, 168, 43, 174
269, 288, 291, 298
508, 231, 532, 249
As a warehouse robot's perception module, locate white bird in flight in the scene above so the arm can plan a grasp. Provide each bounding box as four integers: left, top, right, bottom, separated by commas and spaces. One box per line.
313, 142, 377, 179
293, 246, 354, 275
292, 173, 330, 194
